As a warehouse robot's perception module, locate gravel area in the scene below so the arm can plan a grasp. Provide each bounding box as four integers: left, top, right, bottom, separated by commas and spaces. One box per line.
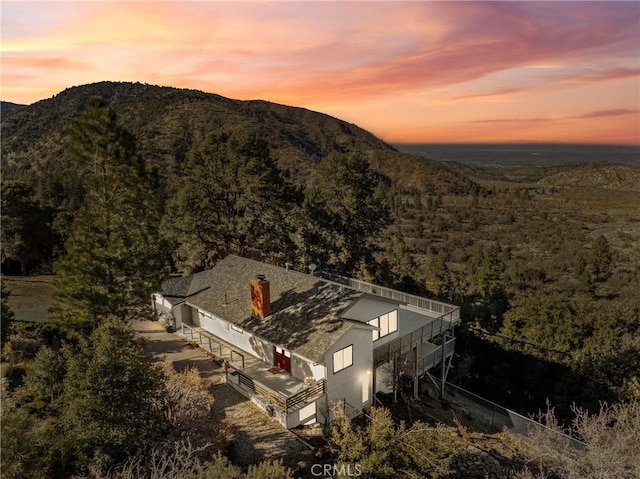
131, 319, 311, 469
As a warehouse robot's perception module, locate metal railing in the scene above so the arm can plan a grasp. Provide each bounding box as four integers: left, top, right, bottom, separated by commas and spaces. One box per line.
373, 319, 457, 368
286, 380, 325, 410
180, 323, 245, 368
320, 271, 461, 322
235, 369, 325, 413
436, 381, 586, 448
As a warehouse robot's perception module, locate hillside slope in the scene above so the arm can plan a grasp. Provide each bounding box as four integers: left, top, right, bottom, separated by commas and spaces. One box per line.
1, 81, 473, 193
537, 162, 640, 192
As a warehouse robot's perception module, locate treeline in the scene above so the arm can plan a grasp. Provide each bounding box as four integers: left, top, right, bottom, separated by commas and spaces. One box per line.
1, 98, 368, 478
2, 96, 393, 279
386, 181, 640, 417
4, 96, 640, 416
2, 92, 639, 478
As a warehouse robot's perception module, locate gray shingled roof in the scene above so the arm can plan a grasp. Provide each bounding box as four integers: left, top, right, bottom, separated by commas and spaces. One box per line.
160, 255, 365, 363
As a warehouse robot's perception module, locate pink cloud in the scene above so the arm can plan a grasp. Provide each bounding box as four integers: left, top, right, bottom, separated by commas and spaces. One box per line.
577, 109, 639, 119
2, 56, 91, 70
2, 1, 639, 144
471, 109, 639, 124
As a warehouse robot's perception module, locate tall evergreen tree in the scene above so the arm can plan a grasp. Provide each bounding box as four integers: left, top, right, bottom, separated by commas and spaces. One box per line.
164, 131, 299, 272
1, 281, 15, 345
589, 235, 613, 281
1, 181, 57, 274
474, 242, 509, 331
61, 316, 166, 470
298, 152, 390, 276
427, 256, 454, 301
50, 98, 165, 337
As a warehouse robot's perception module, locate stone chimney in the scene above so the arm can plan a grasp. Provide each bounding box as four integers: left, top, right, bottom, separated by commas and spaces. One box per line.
250, 274, 270, 318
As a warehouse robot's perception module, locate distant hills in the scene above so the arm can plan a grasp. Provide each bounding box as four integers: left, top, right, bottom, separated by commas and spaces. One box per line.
396, 143, 640, 187
537, 162, 640, 192
1, 82, 473, 194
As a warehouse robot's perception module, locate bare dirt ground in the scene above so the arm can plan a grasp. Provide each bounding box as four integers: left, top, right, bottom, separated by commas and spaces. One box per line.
131, 320, 313, 472
3, 274, 54, 323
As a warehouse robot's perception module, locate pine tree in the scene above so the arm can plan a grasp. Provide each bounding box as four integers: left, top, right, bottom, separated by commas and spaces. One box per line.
427, 256, 454, 301
474, 242, 508, 331
1, 281, 15, 345
50, 98, 165, 337
1, 181, 57, 274
298, 152, 390, 276
24, 346, 66, 412
589, 235, 613, 281
475, 242, 505, 297
61, 316, 166, 469
164, 131, 299, 272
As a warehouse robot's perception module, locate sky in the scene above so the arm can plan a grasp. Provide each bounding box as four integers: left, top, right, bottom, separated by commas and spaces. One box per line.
2, 1, 639, 145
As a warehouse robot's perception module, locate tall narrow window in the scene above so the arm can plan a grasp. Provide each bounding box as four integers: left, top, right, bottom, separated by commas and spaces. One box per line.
368, 310, 398, 341
333, 345, 353, 374
369, 317, 380, 341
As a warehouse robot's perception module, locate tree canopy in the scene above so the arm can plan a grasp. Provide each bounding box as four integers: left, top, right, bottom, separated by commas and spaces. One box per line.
61, 316, 166, 468
163, 131, 299, 272
296, 152, 390, 276
49, 98, 165, 337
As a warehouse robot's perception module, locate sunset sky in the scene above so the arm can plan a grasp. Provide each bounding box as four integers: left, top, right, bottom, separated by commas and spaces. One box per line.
2, 1, 639, 144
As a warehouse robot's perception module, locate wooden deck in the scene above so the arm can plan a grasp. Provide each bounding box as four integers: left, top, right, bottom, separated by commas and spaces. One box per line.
178, 323, 325, 414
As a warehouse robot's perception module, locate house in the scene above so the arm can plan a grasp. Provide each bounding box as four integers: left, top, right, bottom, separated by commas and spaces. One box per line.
152, 255, 460, 429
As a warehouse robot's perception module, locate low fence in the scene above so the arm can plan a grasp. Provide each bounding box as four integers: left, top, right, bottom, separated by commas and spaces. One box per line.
433, 381, 585, 448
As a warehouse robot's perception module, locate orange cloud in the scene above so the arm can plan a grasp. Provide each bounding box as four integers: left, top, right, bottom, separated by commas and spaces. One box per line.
1, 1, 639, 144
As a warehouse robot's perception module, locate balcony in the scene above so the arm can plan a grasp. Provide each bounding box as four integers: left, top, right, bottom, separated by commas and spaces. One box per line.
178, 323, 325, 427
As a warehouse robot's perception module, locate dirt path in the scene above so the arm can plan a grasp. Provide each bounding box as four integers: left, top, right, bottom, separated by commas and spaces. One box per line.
131, 320, 311, 469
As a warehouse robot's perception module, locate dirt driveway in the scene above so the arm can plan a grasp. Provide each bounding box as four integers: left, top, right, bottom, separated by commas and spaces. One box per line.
131, 320, 312, 470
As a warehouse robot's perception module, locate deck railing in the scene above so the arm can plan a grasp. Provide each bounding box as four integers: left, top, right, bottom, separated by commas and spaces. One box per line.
180, 323, 245, 368
286, 380, 325, 410
373, 315, 457, 368
235, 369, 325, 413
180, 323, 325, 413
319, 271, 461, 323
236, 370, 288, 409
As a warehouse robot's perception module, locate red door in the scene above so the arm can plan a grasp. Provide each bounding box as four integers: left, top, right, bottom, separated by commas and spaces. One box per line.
274, 347, 291, 372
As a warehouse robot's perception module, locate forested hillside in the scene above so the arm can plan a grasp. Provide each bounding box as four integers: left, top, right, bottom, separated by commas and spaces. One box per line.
1, 82, 639, 478
1, 81, 472, 192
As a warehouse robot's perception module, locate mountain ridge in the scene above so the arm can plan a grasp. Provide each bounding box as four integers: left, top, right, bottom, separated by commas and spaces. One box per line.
1, 81, 474, 194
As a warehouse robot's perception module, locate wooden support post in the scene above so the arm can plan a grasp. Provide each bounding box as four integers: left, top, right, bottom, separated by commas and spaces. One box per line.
413, 347, 419, 399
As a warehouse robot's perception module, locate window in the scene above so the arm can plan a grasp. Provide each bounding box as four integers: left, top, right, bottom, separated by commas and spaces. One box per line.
368, 310, 398, 341
333, 345, 353, 374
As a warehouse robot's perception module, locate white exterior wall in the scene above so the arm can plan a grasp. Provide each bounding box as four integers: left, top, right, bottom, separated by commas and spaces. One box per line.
190, 306, 325, 382
286, 401, 318, 429
152, 294, 173, 317
322, 327, 373, 421
291, 354, 326, 382
173, 304, 191, 328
